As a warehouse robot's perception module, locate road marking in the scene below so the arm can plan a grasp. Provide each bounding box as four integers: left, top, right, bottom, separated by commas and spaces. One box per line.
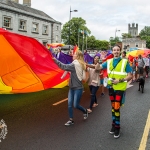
53, 98, 68, 106
139, 110, 150, 150
53, 91, 85, 106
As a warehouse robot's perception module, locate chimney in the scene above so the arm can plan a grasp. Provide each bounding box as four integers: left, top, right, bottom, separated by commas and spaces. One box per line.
11, 0, 19, 3
23, 0, 31, 7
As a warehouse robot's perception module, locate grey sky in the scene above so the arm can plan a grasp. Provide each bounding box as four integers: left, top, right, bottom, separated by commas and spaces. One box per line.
20, 0, 150, 40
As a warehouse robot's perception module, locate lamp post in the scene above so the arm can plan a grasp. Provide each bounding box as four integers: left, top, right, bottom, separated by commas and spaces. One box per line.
115, 29, 120, 44
69, 7, 78, 50
115, 29, 120, 38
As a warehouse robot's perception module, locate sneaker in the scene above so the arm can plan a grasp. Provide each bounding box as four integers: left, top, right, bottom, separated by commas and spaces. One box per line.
114, 128, 120, 138
92, 103, 98, 108
131, 80, 135, 83
83, 109, 88, 119
64, 120, 74, 126
109, 125, 115, 134
101, 93, 105, 96
87, 108, 92, 114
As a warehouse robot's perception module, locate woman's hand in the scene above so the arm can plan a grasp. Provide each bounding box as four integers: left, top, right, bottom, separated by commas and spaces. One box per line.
52, 57, 56, 61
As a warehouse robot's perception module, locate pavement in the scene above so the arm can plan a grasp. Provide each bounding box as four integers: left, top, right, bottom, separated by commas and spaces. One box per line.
0, 78, 150, 150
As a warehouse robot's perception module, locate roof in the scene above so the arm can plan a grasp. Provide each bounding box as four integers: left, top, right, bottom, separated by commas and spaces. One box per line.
0, 1, 61, 23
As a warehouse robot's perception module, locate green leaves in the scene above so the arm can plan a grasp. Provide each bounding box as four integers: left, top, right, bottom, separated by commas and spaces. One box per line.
61, 17, 109, 50
61, 17, 91, 49
139, 26, 150, 48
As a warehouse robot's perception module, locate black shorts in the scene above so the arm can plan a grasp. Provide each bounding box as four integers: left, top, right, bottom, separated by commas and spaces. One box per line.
145, 66, 149, 72
137, 67, 144, 74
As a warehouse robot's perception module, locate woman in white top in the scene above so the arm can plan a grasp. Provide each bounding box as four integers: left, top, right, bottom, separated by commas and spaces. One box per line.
86, 56, 101, 113
144, 55, 150, 77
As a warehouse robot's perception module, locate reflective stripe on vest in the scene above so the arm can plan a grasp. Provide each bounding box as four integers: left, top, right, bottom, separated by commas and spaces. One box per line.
107, 59, 127, 76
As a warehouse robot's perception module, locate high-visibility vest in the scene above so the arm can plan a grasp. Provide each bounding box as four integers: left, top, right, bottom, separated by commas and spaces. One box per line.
107, 58, 128, 91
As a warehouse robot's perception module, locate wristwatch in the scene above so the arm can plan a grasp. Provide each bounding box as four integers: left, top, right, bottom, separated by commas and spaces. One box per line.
119, 79, 126, 82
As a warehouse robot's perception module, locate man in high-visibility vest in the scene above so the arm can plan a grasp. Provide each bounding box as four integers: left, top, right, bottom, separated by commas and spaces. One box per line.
86, 45, 132, 138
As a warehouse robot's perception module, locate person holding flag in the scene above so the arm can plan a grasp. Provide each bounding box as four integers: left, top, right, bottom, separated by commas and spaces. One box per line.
53, 50, 88, 126
86, 45, 132, 138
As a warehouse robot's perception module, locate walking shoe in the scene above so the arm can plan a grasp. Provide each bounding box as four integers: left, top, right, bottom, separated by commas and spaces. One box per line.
109, 125, 115, 134
87, 108, 92, 114
83, 109, 88, 120
92, 103, 98, 108
114, 128, 120, 138
64, 120, 74, 126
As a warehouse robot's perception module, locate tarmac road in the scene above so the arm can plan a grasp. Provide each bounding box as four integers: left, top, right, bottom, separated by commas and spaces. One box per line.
0, 79, 150, 150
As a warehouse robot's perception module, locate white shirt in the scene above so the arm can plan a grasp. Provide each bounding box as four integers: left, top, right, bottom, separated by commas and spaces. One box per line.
57, 52, 60, 59
144, 58, 150, 66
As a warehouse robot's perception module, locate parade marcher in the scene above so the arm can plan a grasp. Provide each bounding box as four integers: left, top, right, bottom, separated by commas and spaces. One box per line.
121, 51, 127, 59
99, 60, 105, 96
86, 56, 101, 114
143, 55, 150, 78
56, 47, 61, 59
136, 54, 145, 80
86, 45, 132, 138
131, 57, 137, 82
53, 50, 88, 126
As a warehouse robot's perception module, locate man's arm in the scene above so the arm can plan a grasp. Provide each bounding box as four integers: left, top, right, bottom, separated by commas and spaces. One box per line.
123, 72, 132, 82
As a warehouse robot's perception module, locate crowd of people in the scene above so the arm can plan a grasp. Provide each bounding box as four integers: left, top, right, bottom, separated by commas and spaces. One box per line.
52, 45, 150, 139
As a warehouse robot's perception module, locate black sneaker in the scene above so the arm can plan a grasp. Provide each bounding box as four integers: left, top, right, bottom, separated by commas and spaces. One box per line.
83, 109, 88, 120
64, 120, 74, 126
114, 128, 120, 138
109, 125, 115, 134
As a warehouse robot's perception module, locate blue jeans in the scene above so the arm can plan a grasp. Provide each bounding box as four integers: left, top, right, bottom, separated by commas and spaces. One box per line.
68, 88, 86, 119
89, 85, 99, 109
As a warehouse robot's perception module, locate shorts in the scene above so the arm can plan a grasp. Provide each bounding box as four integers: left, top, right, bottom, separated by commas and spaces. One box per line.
100, 79, 104, 85
137, 67, 144, 74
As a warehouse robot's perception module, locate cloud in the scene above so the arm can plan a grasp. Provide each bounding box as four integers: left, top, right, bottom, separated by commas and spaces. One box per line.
23, 0, 150, 40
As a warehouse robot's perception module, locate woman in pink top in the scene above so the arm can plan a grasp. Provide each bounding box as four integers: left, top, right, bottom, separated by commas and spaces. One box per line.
86, 56, 101, 113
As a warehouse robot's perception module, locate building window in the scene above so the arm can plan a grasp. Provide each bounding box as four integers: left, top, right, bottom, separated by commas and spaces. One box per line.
32, 23, 39, 33
56, 35, 58, 42
19, 20, 26, 30
3, 17, 11, 28
56, 26, 59, 30
43, 25, 48, 34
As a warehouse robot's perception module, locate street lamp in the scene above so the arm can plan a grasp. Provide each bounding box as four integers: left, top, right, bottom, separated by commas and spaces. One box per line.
69, 7, 78, 50
115, 29, 120, 38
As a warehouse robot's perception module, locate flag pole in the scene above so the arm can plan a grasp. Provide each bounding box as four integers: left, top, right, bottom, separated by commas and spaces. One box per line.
82, 30, 84, 52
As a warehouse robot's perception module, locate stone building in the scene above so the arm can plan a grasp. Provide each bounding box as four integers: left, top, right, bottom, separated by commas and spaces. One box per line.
122, 23, 146, 51
128, 23, 138, 37
0, 0, 61, 46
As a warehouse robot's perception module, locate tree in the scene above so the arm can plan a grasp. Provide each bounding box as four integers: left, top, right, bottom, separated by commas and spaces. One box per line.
95, 40, 109, 50
87, 35, 96, 50
139, 26, 150, 48
109, 37, 121, 49
122, 33, 132, 39
61, 17, 91, 50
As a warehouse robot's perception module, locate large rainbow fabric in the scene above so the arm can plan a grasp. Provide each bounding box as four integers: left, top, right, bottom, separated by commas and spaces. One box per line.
0, 28, 69, 94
